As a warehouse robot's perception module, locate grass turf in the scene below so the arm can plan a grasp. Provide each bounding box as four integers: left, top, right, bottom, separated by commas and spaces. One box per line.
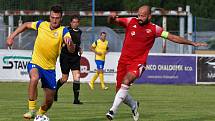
0, 82, 215, 121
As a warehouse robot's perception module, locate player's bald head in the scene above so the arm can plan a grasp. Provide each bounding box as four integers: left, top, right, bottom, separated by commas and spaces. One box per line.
138, 5, 151, 15
137, 5, 152, 26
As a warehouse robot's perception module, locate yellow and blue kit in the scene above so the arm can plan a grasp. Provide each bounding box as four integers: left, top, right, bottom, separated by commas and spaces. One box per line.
91, 39, 109, 70
28, 20, 71, 89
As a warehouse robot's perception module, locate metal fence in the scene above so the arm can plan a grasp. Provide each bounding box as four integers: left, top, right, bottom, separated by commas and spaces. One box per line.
0, 24, 124, 52
1, 16, 215, 53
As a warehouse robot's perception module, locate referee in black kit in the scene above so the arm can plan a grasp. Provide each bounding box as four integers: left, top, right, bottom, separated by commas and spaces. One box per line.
54, 15, 83, 104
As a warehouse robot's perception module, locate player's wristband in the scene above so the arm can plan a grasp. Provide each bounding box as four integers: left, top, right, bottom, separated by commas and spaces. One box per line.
161, 31, 169, 39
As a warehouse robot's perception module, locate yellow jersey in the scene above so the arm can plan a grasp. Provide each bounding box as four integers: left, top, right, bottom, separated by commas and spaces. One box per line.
31, 20, 71, 69
92, 39, 109, 61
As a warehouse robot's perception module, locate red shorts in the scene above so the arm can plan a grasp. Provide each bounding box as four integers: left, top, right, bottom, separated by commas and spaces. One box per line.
116, 61, 145, 90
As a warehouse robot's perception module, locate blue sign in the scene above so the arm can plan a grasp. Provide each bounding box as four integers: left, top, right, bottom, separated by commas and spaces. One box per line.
136, 55, 196, 84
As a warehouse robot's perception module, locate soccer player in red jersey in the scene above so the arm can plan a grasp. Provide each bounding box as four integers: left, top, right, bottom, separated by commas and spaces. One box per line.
106, 5, 207, 121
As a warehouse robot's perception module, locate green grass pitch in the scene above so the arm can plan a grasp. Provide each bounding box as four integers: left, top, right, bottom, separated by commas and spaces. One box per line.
0, 82, 215, 121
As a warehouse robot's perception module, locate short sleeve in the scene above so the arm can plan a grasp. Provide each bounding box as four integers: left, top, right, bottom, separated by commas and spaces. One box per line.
155, 25, 164, 37
91, 41, 96, 48
31, 20, 43, 30
62, 27, 71, 38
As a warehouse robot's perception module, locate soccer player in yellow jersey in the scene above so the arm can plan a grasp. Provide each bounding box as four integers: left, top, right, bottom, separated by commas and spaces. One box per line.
89, 32, 109, 90
6, 5, 75, 120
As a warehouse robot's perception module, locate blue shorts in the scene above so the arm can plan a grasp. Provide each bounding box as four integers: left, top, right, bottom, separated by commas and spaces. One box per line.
27, 63, 56, 90
95, 60, 105, 70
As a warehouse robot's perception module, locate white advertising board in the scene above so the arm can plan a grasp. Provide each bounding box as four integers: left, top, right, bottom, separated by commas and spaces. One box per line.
0, 49, 119, 83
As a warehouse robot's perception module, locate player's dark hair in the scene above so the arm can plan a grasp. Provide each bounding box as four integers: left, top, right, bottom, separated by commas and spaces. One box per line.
50, 5, 63, 16
101, 32, 106, 35
70, 15, 80, 22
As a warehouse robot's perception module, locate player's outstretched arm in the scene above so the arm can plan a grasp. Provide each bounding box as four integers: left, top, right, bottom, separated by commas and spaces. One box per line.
64, 37, 75, 53
6, 22, 32, 47
167, 33, 208, 47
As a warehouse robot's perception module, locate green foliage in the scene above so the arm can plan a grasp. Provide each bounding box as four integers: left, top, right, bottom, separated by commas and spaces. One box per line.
1, 0, 215, 31
122, 0, 142, 11
0, 0, 215, 19
95, 0, 123, 11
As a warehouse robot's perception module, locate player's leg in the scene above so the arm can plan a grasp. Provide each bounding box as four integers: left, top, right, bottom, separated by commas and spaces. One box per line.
89, 70, 98, 90
37, 88, 55, 116
98, 69, 106, 89
107, 72, 136, 119
116, 74, 137, 112
36, 69, 56, 117
106, 62, 127, 120
54, 74, 69, 101
54, 55, 70, 101
97, 61, 108, 90
23, 63, 40, 119
89, 60, 99, 90
124, 94, 139, 121
107, 63, 144, 121
119, 63, 145, 121
123, 94, 138, 111
121, 65, 139, 113
72, 70, 83, 104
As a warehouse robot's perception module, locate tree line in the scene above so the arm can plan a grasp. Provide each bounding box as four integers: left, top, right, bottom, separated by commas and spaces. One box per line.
0, 0, 215, 19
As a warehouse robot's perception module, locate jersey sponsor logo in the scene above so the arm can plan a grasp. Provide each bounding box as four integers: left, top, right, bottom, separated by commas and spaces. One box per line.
32, 64, 36, 68
132, 25, 137, 28
80, 56, 90, 78
54, 32, 58, 37
131, 31, 136, 36
146, 29, 152, 33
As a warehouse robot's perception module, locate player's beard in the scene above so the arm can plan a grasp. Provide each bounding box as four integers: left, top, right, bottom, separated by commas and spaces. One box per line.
138, 18, 149, 26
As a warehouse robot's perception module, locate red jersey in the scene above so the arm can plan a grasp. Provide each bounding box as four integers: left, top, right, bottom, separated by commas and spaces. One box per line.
117, 17, 164, 64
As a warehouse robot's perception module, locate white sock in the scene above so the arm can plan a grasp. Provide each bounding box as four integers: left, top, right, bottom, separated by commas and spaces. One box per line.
110, 84, 129, 113
123, 93, 136, 110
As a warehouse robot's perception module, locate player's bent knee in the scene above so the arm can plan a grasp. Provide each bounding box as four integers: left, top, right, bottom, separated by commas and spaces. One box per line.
30, 77, 39, 84
97, 69, 102, 72
73, 75, 80, 81
122, 79, 131, 86
61, 76, 68, 83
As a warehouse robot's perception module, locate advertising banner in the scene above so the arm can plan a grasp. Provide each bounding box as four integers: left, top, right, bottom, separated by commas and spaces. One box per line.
0, 49, 199, 85
0, 49, 119, 83
136, 55, 196, 84
0, 49, 31, 81
197, 55, 215, 84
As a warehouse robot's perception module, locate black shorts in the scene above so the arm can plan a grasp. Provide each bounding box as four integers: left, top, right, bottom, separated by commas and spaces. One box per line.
60, 53, 80, 74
